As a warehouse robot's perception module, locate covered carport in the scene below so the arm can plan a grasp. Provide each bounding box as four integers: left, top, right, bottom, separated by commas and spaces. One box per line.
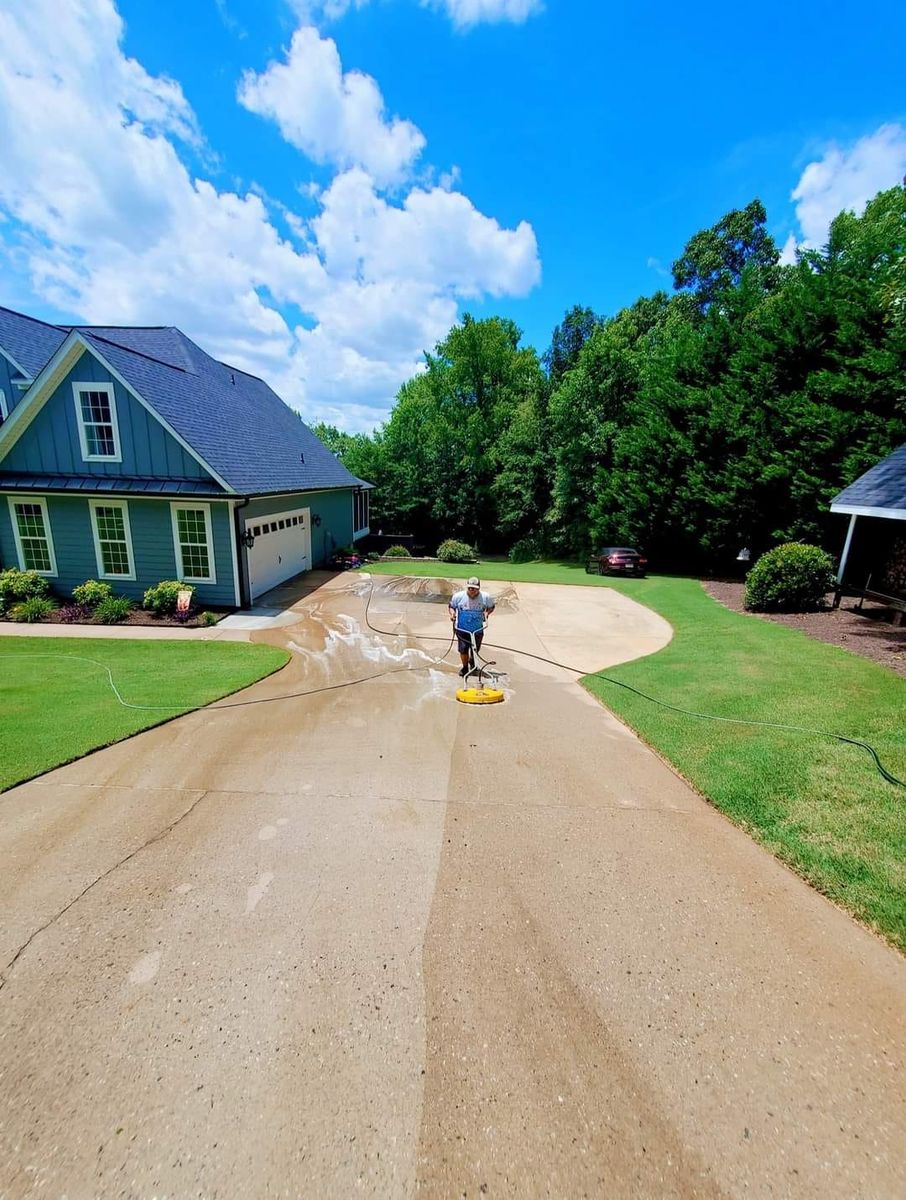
832, 442, 906, 624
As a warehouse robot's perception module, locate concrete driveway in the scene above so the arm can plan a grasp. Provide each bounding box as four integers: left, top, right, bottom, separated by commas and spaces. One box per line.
1, 573, 904, 1198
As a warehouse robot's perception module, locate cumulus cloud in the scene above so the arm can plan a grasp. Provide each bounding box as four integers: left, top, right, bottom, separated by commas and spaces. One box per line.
238, 27, 425, 187
0, 0, 540, 431
784, 124, 906, 256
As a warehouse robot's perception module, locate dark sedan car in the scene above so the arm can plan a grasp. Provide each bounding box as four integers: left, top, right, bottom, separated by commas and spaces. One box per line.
585, 547, 648, 577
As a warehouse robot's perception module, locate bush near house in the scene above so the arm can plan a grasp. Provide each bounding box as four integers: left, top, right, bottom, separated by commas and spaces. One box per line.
9, 597, 57, 623
143, 580, 197, 615
437, 539, 476, 563
94, 596, 133, 625
0, 569, 50, 615
72, 580, 114, 608
745, 543, 837, 612
384, 544, 412, 558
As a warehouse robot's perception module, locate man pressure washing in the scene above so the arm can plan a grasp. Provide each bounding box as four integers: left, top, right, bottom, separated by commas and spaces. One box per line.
449, 576, 496, 678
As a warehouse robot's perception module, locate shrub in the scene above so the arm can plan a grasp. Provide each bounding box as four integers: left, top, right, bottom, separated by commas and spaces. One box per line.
744, 543, 836, 613
437, 539, 476, 564
143, 580, 196, 615
57, 603, 91, 624
0, 568, 50, 614
508, 534, 544, 564
201, 610, 219, 627
72, 579, 113, 608
9, 596, 56, 623
366, 551, 382, 561
384, 544, 412, 558
94, 596, 133, 625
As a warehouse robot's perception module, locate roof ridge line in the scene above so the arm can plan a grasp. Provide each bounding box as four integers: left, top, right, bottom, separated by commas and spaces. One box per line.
80, 330, 194, 374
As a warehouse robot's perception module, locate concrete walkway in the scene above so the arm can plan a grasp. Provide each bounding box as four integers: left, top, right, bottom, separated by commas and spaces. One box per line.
1, 572, 904, 1198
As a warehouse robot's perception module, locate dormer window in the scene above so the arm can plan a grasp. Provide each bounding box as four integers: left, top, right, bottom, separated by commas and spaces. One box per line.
73, 382, 121, 462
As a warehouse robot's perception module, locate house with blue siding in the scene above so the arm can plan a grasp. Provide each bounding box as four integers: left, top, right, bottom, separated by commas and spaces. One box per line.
0, 306, 371, 607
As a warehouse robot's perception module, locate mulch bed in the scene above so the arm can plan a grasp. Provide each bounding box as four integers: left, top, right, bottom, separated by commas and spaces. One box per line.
703, 579, 906, 679
16, 607, 229, 630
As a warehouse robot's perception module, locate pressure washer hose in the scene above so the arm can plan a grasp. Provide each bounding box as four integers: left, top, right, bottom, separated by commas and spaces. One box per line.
2, 574, 903, 788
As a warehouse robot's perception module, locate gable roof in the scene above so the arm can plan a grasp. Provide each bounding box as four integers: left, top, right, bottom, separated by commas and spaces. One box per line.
0, 307, 368, 496
0, 307, 67, 378
831, 443, 906, 518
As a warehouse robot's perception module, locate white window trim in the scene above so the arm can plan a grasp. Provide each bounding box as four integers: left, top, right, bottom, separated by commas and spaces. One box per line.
170, 502, 217, 584
0, 388, 7, 422
88, 499, 136, 581
73, 381, 122, 463
7, 494, 57, 577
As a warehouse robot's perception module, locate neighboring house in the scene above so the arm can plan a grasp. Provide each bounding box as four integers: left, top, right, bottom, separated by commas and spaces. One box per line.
831, 442, 906, 621
0, 306, 371, 608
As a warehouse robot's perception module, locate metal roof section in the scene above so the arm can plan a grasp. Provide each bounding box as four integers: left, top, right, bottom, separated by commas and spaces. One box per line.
0, 473, 227, 496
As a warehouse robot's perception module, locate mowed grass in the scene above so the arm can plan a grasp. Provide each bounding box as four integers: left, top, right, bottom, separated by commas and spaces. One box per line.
0, 637, 290, 792
371, 560, 906, 950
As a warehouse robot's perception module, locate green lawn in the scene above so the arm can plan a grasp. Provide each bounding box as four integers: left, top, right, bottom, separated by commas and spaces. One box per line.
0, 637, 290, 792
371, 560, 906, 950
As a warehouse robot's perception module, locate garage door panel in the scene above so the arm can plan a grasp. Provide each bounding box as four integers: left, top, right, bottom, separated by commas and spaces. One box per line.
245, 506, 311, 600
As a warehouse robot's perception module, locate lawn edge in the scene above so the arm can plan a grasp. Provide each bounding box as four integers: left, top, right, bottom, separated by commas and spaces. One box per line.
0, 647, 292, 795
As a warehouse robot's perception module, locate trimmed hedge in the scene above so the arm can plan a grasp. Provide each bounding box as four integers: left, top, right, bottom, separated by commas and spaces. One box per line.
745, 543, 836, 612
437, 539, 476, 564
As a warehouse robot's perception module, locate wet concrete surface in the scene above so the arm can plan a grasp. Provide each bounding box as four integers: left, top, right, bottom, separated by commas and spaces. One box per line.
0, 573, 904, 1198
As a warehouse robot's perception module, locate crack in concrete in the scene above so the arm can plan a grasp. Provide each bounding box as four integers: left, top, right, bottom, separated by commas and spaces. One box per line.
0, 789, 210, 993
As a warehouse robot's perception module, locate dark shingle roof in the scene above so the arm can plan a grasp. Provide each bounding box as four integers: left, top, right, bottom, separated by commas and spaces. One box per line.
0, 307, 67, 377
0, 307, 369, 496
831, 444, 906, 513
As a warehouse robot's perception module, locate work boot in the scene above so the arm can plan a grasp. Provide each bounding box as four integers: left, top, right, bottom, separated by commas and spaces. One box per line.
459, 666, 468, 677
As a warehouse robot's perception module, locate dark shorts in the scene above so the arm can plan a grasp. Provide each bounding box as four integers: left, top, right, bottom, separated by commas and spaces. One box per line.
456, 628, 484, 656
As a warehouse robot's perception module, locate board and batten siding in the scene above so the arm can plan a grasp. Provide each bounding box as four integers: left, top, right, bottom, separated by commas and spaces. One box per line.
243, 488, 355, 567
1, 349, 215, 482
0, 494, 237, 606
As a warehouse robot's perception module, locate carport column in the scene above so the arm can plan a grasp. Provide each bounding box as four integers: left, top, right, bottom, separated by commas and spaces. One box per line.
837, 513, 857, 583
833, 513, 857, 607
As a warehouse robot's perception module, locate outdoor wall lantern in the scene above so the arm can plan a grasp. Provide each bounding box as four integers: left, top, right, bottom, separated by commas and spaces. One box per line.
312, 513, 322, 527
240, 529, 255, 549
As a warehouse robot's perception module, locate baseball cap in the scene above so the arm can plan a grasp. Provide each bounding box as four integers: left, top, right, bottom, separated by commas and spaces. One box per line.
466, 576, 480, 588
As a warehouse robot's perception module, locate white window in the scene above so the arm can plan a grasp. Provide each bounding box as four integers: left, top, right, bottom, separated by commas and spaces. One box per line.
73, 382, 121, 462
89, 499, 135, 580
8, 496, 57, 576
170, 503, 216, 583
0, 388, 7, 426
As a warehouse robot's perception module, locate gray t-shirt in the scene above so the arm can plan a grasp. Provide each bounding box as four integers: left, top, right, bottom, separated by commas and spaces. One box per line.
450, 589, 495, 632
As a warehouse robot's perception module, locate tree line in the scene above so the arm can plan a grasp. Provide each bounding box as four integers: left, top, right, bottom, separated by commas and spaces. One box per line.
314, 183, 906, 569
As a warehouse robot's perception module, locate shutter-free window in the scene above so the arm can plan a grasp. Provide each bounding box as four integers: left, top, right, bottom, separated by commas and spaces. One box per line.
73, 383, 121, 461
171, 504, 216, 582
90, 501, 134, 579
10, 498, 56, 575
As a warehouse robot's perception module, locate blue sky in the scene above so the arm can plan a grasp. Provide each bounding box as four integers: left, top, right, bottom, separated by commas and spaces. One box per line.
1, 0, 904, 430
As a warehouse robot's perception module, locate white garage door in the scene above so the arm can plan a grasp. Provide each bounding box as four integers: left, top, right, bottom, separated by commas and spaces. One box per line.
245, 506, 312, 600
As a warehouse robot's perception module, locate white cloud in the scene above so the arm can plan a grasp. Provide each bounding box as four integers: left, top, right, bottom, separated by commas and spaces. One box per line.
425, 0, 543, 28
238, 26, 425, 187
290, 0, 544, 29
0, 0, 540, 432
313, 167, 539, 299
785, 124, 906, 254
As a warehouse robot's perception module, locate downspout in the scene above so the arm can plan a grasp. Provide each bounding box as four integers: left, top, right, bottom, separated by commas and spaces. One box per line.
233, 496, 251, 609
